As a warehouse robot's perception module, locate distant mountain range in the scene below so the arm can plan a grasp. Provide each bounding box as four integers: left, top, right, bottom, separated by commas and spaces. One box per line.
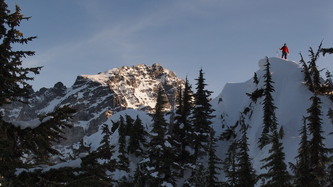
3, 63, 184, 145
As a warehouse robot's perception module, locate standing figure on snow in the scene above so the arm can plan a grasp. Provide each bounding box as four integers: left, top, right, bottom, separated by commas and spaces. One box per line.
280, 43, 289, 59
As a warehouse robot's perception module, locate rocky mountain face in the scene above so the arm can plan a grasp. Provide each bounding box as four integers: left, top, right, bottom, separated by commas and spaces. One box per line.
3, 63, 184, 145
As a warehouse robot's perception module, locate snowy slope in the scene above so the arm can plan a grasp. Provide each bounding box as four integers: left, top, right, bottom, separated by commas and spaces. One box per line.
211, 57, 333, 172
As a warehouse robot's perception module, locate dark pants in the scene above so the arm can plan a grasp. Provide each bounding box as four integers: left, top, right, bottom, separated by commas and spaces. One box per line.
281, 52, 287, 59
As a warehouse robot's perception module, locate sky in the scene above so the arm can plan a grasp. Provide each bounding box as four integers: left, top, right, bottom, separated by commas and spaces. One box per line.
8, 0, 333, 97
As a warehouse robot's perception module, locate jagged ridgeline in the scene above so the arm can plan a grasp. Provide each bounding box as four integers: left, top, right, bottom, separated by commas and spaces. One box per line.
3, 63, 185, 145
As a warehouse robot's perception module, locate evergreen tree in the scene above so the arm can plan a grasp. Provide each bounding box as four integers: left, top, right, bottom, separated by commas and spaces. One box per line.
0, 2, 77, 185
291, 117, 312, 187
306, 94, 330, 185
0, 1, 42, 106
145, 87, 176, 186
1, 105, 75, 185
300, 43, 328, 94
96, 124, 116, 172
21, 106, 75, 162
222, 114, 256, 187
117, 116, 130, 172
259, 57, 278, 149
173, 78, 194, 171
0, 2, 40, 184
259, 127, 291, 186
298, 43, 333, 186
235, 114, 256, 187
68, 124, 117, 185
254, 58, 290, 186
172, 86, 184, 168
223, 141, 238, 186
206, 130, 222, 187
128, 115, 147, 157
191, 69, 215, 162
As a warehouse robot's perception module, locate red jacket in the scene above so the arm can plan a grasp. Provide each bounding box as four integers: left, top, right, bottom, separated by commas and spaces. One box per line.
280, 46, 289, 53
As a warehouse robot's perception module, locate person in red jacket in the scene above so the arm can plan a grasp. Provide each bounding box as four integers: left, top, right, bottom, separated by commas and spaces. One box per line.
280, 43, 289, 59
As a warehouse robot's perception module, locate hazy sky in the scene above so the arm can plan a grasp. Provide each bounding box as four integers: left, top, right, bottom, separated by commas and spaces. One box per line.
8, 0, 333, 97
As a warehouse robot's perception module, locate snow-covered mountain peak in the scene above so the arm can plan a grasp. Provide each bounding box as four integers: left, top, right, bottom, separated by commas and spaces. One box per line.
258, 57, 302, 78
4, 63, 185, 145
75, 63, 183, 110
77, 63, 176, 87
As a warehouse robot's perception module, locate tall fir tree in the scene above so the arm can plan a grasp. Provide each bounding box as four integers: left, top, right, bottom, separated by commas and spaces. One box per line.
173, 78, 194, 172
291, 117, 312, 187
191, 69, 215, 162
0, 1, 42, 106
255, 59, 290, 186
128, 115, 147, 157
145, 87, 176, 186
298, 43, 333, 186
1, 107, 75, 185
206, 130, 222, 187
306, 94, 330, 185
0, 2, 39, 183
222, 113, 256, 187
0, 2, 77, 185
259, 126, 291, 186
117, 116, 130, 172
258, 57, 279, 149
94, 124, 116, 180
21, 106, 75, 163
125, 114, 134, 136
235, 114, 256, 187
223, 141, 238, 186
172, 86, 184, 168
96, 124, 116, 161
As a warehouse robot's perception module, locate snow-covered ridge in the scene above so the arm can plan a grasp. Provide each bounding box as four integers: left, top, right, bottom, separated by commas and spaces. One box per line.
212, 57, 333, 173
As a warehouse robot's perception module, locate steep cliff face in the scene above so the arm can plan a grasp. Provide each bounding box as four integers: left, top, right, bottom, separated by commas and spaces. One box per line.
3, 63, 185, 145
